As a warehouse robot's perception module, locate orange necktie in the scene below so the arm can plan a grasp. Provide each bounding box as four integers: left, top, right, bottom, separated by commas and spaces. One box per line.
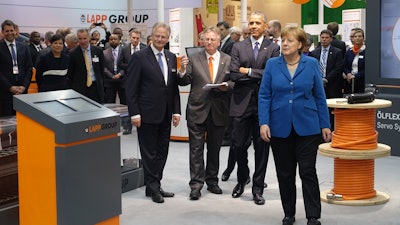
208, 56, 214, 83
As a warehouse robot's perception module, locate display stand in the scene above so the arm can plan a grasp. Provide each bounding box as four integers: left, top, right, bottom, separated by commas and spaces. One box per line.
13, 90, 121, 225
319, 98, 392, 206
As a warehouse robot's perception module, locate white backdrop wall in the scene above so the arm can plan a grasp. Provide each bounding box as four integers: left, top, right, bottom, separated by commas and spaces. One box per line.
0, 0, 202, 34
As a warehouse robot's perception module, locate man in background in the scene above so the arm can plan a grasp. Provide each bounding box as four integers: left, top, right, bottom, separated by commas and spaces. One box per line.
0, 19, 33, 116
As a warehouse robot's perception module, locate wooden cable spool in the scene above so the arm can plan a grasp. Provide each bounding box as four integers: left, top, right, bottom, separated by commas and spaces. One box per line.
318, 98, 392, 206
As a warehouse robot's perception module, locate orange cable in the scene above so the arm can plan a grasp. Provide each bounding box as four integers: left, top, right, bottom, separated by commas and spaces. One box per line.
329, 108, 377, 200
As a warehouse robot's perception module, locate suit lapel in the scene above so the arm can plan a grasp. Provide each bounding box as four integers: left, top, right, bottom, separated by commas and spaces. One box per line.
198, 52, 212, 83
146, 48, 165, 83
215, 54, 227, 83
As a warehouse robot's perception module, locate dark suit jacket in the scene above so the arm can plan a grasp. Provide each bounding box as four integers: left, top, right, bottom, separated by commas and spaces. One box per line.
220, 37, 234, 55
125, 47, 180, 124
118, 43, 146, 72
229, 37, 280, 117
179, 51, 231, 126
67, 45, 105, 102
331, 37, 346, 58
28, 43, 41, 67
0, 40, 33, 116
103, 46, 124, 87
309, 45, 344, 98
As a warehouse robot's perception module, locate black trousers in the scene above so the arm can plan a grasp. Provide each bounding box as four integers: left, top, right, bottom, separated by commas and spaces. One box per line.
137, 115, 171, 195
231, 102, 269, 195
85, 82, 101, 103
104, 81, 126, 105
187, 114, 225, 191
270, 129, 321, 219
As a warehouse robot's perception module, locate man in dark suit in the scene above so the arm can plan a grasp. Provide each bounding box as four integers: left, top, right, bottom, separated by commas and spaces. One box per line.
125, 22, 181, 204
103, 34, 125, 104
310, 29, 344, 99
67, 28, 105, 103
118, 28, 146, 134
309, 29, 343, 130
178, 26, 232, 200
28, 31, 42, 67
327, 22, 346, 58
229, 11, 280, 205
217, 21, 234, 55
118, 28, 146, 73
0, 20, 33, 117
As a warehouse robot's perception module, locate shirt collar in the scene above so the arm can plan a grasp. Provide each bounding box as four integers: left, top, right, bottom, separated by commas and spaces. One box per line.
150, 44, 164, 56
250, 36, 264, 46
5, 40, 16, 46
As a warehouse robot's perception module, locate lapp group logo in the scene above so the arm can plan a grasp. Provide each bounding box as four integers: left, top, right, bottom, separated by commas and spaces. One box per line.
85, 121, 118, 133
81, 14, 149, 24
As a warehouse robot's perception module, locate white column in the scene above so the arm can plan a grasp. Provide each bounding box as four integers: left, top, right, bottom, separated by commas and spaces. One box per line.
218, 0, 223, 22
318, 0, 324, 25
241, 0, 247, 27
157, 0, 164, 22
127, 0, 133, 28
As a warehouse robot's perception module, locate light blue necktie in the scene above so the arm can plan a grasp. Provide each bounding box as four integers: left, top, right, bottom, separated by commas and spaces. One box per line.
320, 48, 327, 77
157, 52, 166, 83
253, 42, 259, 60
9, 43, 17, 65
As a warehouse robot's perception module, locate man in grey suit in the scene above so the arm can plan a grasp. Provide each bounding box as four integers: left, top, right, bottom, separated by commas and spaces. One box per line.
229, 11, 280, 205
178, 26, 231, 200
103, 34, 125, 104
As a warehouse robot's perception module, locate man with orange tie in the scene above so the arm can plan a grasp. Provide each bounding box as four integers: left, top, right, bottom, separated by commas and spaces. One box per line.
178, 26, 232, 200
68, 28, 105, 103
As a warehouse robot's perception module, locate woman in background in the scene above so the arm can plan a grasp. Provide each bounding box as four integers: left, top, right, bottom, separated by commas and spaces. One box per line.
343, 27, 365, 94
36, 34, 70, 92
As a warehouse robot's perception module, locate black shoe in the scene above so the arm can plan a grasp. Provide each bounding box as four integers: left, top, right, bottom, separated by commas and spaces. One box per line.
252, 193, 265, 205
221, 171, 230, 181
160, 188, 174, 197
146, 188, 174, 197
264, 182, 268, 188
282, 216, 295, 225
207, 184, 222, 194
190, 189, 201, 200
307, 218, 321, 225
232, 183, 245, 198
151, 192, 164, 203
246, 176, 251, 184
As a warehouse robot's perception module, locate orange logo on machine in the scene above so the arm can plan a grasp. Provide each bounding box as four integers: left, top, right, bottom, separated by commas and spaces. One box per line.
87, 124, 102, 133
85, 121, 118, 133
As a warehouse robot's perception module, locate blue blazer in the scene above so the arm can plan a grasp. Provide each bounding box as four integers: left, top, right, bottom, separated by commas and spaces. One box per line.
258, 54, 330, 138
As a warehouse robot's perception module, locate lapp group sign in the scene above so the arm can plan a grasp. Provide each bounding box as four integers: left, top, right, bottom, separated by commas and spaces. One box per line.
82, 14, 149, 24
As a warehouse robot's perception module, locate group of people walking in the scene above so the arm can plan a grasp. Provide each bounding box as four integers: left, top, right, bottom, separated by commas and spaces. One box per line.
0, 10, 367, 225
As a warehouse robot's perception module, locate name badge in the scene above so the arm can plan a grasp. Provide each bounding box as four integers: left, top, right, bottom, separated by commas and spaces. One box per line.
92, 56, 99, 63
13, 66, 19, 74
359, 55, 364, 59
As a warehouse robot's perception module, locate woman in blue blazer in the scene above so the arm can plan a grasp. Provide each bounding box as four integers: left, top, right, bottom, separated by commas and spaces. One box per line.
258, 27, 331, 225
